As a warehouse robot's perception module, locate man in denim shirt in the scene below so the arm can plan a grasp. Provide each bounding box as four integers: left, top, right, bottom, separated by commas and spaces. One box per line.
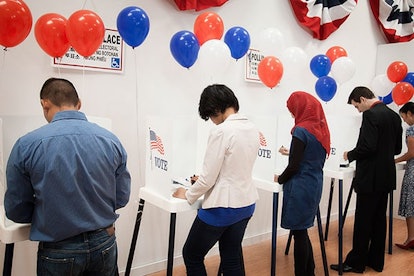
4, 78, 131, 275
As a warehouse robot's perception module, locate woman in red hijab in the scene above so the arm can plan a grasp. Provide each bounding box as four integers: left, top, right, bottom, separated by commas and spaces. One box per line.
274, 91, 330, 276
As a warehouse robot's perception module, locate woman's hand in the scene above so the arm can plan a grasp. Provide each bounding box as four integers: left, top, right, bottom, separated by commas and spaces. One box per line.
189, 175, 198, 184
279, 146, 289, 156
172, 187, 187, 199
274, 174, 279, 183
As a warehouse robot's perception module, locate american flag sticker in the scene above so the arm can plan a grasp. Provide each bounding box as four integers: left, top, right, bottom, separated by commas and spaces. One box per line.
149, 129, 165, 155
259, 131, 267, 147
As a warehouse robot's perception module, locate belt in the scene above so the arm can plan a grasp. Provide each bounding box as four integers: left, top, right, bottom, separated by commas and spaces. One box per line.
90, 224, 115, 236
40, 225, 116, 247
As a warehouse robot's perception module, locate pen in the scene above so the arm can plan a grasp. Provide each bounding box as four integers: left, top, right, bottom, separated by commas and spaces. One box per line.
172, 180, 188, 187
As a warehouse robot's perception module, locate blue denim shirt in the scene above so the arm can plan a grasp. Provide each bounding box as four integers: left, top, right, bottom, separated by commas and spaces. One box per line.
4, 111, 131, 242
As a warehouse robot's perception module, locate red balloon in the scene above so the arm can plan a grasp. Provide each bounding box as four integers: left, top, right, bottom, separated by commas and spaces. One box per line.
35, 13, 70, 58
194, 12, 224, 45
0, 0, 32, 48
258, 56, 284, 89
392, 82, 414, 105
387, 61, 408, 83
66, 10, 105, 57
325, 46, 347, 63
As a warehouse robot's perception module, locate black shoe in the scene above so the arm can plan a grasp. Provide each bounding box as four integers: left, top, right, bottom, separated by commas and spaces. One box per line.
330, 264, 363, 273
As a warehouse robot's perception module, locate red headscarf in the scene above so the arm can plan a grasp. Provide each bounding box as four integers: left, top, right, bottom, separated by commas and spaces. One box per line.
287, 91, 331, 155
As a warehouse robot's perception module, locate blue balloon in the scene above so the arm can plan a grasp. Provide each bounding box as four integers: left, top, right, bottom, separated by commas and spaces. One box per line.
170, 31, 200, 68
224, 26, 250, 60
117, 6, 150, 48
403, 72, 414, 86
378, 91, 393, 105
315, 76, 337, 102
310, 54, 331, 77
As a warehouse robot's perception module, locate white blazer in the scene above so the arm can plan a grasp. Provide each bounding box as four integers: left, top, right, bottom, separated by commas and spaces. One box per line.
186, 113, 260, 208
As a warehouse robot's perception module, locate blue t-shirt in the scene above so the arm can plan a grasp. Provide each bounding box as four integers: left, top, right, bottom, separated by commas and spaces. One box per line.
198, 204, 255, 227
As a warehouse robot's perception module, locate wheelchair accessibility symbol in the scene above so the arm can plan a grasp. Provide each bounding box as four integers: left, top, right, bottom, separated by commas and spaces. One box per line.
111, 58, 120, 68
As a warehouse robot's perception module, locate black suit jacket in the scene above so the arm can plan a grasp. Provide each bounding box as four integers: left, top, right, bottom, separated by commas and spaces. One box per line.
348, 102, 402, 193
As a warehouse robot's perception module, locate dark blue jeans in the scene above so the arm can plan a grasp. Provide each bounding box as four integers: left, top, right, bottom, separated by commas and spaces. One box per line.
183, 216, 251, 276
37, 227, 118, 276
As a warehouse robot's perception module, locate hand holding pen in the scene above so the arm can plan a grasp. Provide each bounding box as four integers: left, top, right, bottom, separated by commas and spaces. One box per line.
189, 175, 198, 184
279, 145, 289, 156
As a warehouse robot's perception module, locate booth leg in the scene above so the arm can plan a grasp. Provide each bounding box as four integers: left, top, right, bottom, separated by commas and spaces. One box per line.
3, 243, 14, 276
338, 179, 344, 275
341, 184, 354, 230
271, 192, 279, 276
317, 208, 329, 276
167, 213, 177, 276
325, 178, 335, 240
125, 198, 145, 276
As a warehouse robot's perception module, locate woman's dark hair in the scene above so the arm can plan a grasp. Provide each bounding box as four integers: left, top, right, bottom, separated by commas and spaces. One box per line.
40, 78, 79, 107
347, 86, 376, 104
198, 84, 239, 121
399, 102, 414, 114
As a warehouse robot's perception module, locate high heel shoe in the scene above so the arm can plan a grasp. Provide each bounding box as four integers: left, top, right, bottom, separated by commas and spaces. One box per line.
395, 240, 414, 250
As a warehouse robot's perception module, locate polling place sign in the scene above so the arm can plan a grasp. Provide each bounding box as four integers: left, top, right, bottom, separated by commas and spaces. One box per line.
245, 48, 264, 83
52, 29, 124, 73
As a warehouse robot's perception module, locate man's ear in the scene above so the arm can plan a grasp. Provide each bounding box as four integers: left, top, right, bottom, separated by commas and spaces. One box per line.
40, 99, 50, 110
76, 99, 81, 110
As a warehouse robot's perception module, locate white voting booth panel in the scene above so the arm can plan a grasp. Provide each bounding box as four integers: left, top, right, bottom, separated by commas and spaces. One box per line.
0, 115, 111, 243
250, 116, 280, 192
275, 114, 361, 171
0, 116, 45, 243
145, 116, 198, 199
324, 114, 361, 170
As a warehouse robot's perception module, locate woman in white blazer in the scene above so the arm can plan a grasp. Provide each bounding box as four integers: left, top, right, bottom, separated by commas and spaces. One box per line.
173, 84, 260, 276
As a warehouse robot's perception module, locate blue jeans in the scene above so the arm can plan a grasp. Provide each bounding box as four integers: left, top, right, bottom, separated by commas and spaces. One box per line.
37, 227, 118, 276
183, 216, 251, 276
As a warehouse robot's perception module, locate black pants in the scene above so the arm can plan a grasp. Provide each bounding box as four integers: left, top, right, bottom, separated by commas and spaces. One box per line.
183, 216, 250, 276
344, 191, 388, 272
292, 229, 315, 276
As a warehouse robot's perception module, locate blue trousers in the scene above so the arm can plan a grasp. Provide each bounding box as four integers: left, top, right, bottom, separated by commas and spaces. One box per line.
37, 227, 118, 276
183, 216, 251, 276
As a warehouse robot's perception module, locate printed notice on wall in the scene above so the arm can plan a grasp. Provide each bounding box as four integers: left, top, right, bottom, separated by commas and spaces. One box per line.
52, 29, 124, 73
245, 48, 265, 83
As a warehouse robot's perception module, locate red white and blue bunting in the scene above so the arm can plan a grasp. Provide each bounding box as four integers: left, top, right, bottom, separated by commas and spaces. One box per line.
172, 0, 228, 11
369, 0, 414, 43
289, 0, 358, 40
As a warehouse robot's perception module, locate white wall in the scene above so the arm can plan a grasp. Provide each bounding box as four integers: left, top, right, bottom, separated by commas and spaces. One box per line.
0, 0, 401, 275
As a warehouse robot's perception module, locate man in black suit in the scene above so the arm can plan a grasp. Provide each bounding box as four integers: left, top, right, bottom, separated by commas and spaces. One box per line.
331, 86, 403, 273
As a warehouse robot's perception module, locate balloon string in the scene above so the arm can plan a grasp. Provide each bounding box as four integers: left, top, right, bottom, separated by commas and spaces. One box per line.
81, 57, 85, 101
0, 49, 6, 93
81, 0, 87, 9
1, 48, 6, 73
56, 57, 62, 78
134, 48, 144, 192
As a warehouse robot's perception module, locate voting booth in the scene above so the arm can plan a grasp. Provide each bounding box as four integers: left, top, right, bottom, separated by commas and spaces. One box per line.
275, 114, 361, 171
250, 116, 278, 182
0, 116, 46, 243
145, 116, 198, 198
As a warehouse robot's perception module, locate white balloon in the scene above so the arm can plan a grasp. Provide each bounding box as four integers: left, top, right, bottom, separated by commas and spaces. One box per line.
280, 46, 308, 80
256, 27, 285, 57
193, 39, 232, 83
370, 74, 395, 97
330, 57, 356, 84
